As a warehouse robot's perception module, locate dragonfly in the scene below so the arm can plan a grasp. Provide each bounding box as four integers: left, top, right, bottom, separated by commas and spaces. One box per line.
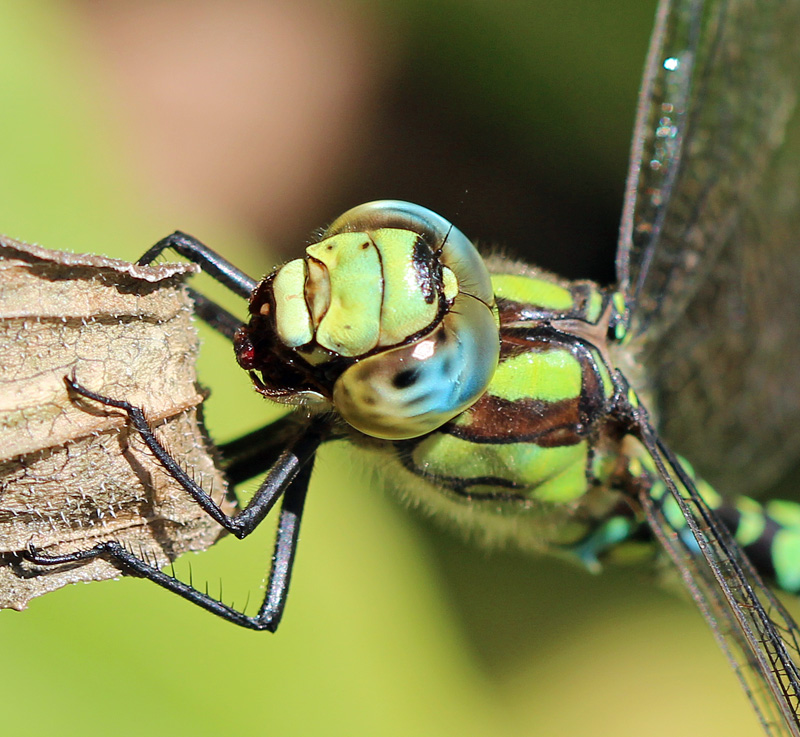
15, 0, 800, 733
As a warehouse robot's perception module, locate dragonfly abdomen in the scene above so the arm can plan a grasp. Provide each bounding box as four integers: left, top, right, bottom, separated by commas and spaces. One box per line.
627, 447, 800, 595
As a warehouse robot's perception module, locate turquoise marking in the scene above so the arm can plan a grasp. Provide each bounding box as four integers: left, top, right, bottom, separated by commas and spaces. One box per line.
633, 444, 800, 594
611, 292, 627, 341
569, 517, 635, 572
772, 530, 800, 593
678, 528, 702, 555
733, 496, 766, 547
585, 287, 605, 324
766, 499, 800, 528
351, 256, 800, 605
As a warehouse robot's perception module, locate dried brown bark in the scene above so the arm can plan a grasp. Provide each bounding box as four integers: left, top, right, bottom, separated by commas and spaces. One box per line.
0, 235, 233, 609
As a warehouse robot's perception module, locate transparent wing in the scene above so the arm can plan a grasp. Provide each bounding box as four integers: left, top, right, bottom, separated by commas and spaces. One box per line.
636, 419, 800, 735
616, 0, 800, 494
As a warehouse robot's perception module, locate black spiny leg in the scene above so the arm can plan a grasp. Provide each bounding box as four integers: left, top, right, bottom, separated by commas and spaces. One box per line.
187, 288, 243, 341
139, 231, 257, 298
23, 459, 313, 630
22, 377, 329, 630
139, 230, 259, 340
63, 375, 326, 538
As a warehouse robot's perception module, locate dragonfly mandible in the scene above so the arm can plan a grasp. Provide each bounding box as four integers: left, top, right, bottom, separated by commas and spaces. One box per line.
12, 0, 800, 734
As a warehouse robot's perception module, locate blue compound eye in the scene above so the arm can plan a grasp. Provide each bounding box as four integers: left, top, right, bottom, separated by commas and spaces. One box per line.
333, 287, 500, 439
325, 201, 499, 439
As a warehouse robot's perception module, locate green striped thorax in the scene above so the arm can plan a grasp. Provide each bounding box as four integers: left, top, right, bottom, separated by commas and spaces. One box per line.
234, 201, 500, 439
378, 257, 631, 553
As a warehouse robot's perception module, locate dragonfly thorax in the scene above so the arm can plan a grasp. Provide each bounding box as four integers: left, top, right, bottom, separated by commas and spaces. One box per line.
234, 201, 500, 440
344, 263, 631, 552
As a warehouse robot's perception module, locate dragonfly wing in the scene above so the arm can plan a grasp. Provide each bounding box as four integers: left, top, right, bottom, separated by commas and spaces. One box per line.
616, 0, 800, 494
637, 423, 800, 736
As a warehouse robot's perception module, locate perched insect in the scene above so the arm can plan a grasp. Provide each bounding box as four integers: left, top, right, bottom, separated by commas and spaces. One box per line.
12, 0, 800, 734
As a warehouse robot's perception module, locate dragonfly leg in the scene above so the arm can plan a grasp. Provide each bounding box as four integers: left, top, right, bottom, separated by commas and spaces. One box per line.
138, 231, 257, 298
29, 375, 328, 630
185, 287, 243, 341
216, 414, 328, 487
65, 374, 326, 538
139, 231, 259, 340
21, 459, 314, 631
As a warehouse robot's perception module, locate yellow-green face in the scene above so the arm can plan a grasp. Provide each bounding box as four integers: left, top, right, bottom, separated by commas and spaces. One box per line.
273, 227, 458, 358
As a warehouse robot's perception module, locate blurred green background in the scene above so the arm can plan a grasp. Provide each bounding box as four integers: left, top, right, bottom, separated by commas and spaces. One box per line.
0, 1, 786, 735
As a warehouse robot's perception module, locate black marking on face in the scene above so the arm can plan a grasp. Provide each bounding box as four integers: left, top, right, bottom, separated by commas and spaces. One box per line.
411, 236, 438, 304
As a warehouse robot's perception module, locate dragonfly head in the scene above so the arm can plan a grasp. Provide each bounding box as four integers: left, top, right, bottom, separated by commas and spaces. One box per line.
234, 201, 500, 439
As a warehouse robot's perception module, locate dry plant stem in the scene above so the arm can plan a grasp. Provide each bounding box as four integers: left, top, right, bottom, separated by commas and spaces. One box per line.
0, 235, 233, 610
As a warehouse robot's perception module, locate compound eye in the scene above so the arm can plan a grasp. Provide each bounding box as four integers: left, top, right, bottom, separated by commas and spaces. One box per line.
333, 292, 499, 439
